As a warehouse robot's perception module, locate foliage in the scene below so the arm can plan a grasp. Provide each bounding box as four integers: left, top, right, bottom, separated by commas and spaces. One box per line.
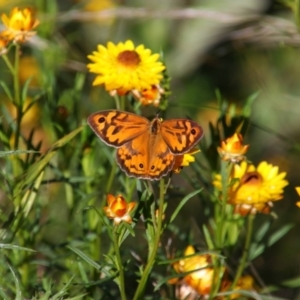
0, 1, 300, 300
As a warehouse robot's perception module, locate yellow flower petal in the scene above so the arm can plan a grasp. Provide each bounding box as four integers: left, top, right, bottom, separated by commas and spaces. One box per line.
87, 40, 165, 94
1, 7, 39, 43
213, 161, 288, 215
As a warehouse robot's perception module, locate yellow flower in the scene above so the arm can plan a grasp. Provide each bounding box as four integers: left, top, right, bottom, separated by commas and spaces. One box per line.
132, 84, 164, 107
170, 246, 216, 296
172, 148, 200, 174
103, 194, 136, 225
295, 187, 300, 208
1, 7, 40, 43
87, 40, 165, 94
213, 161, 288, 215
220, 275, 256, 299
217, 133, 249, 162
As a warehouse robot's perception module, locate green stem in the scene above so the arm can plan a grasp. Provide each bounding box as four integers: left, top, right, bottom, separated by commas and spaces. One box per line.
113, 226, 127, 300
114, 94, 120, 110
13, 44, 21, 150
216, 160, 233, 248
105, 161, 117, 194
133, 179, 165, 300
231, 214, 255, 289
120, 95, 126, 111
210, 160, 233, 299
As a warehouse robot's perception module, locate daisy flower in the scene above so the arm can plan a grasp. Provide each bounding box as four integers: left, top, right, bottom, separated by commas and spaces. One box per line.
87, 40, 165, 95
213, 161, 288, 215
1, 7, 39, 43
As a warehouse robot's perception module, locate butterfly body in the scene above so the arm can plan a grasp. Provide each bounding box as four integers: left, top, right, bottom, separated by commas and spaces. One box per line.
88, 110, 203, 180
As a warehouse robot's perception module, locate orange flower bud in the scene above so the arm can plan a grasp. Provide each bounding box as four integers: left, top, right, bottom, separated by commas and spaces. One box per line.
217, 133, 249, 162
103, 194, 136, 225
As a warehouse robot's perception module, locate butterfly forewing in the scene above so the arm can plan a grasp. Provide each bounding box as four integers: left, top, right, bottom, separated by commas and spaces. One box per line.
160, 119, 203, 154
88, 110, 149, 147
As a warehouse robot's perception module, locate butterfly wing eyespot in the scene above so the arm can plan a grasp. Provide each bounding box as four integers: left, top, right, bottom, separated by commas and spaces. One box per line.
97, 116, 106, 123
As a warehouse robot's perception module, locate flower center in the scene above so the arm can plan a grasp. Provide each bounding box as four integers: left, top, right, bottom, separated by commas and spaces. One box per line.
240, 172, 262, 186
117, 50, 141, 67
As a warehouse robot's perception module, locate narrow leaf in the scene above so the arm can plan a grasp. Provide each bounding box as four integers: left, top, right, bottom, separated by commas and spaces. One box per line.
267, 224, 294, 247
254, 221, 271, 242
15, 151, 55, 193
0, 150, 39, 157
0, 244, 35, 252
0, 81, 13, 101
50, 274, 76, 300
49, 126, 83, 149
169, 188, 202, 223
21, 77, 33, 103
67, 246, 101, 271
281, 276, 300, 288
203, 224, 214, 249
7, 263, 22, 300
249, 244, 265, 261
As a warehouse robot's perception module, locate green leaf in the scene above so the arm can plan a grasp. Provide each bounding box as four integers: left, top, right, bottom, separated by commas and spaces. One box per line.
0, 244, 35, 252
281, 276, 300, 287
227, 221, 239, 246
67, 245, 102, 271
267, 224, 294, 247
254, 221, 271, 242
242, 91, 260, 117
15, 151, 56, 194
118, 222, 136, 246
249, 244, 265, 261
21, 77, 33, 103
203, 224, 215, 249
0, 150, 39, 157
0, 81, 13, 101
49, 126, 83, 150
15, 126, 83, 193
7, 263, 22, 300
169, 188, 202, 223
50, 274, 76, 300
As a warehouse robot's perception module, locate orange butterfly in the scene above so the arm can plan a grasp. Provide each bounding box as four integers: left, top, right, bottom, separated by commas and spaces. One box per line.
88, 110, 203, 180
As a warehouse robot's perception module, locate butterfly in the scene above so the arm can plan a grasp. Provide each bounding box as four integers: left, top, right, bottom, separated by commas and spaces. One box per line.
87, 110, 203, 180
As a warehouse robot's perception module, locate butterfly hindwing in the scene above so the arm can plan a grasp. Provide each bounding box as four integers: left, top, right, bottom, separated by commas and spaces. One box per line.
116, 129, 175, 180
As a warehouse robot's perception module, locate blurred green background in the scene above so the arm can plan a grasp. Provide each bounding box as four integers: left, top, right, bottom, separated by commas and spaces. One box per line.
1, 0, 300, 298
